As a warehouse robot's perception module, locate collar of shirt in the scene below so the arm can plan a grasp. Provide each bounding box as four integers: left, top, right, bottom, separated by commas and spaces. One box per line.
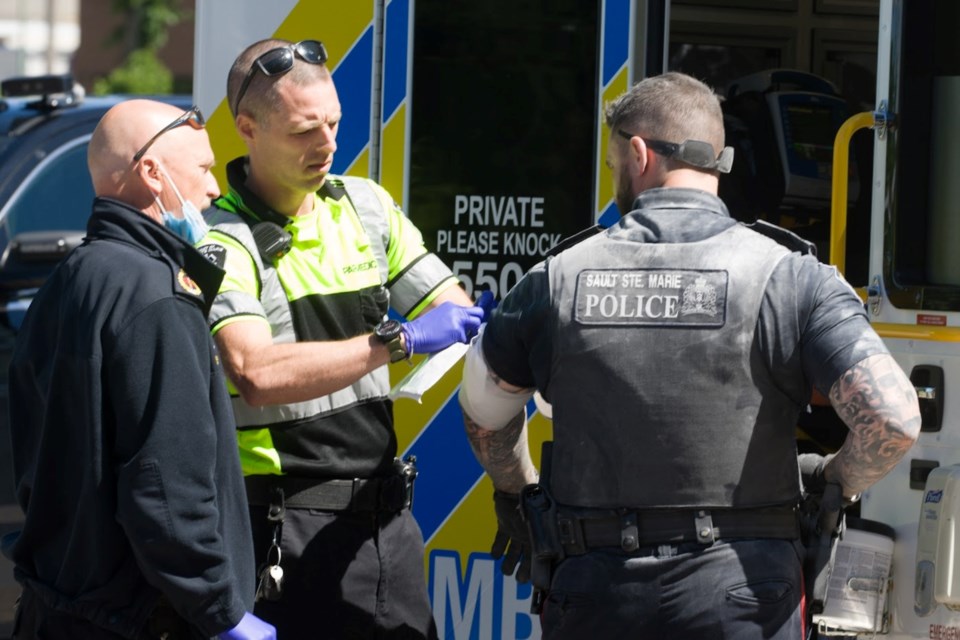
219, 157, 346, 247
613, 187, 737, 244
286, 194, 325, 244
87, 197, 225, 312
220, 157, 290, 227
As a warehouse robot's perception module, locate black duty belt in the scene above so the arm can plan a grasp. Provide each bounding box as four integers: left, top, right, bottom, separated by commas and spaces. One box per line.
244, 474, 412, 513
557, 506, 800, 554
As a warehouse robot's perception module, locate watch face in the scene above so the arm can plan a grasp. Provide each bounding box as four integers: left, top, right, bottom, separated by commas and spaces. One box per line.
376, 319, 403, 341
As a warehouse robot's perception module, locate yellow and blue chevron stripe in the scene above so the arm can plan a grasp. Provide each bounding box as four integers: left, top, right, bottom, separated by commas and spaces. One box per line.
595, 0, 634, 227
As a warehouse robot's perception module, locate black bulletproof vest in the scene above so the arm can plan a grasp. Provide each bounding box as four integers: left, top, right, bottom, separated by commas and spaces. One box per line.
545, 222, 802, 509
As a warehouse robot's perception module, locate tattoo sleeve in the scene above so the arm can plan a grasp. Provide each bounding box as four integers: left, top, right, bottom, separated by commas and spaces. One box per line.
827, 353, 921, 497
463, 409, 538, 494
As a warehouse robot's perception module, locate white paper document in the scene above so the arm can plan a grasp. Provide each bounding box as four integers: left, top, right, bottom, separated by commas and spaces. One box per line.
388, 341, 470, 403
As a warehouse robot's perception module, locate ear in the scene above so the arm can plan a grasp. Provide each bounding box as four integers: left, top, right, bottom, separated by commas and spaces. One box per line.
134, 157, 163, 196
236, 113, 258, 145
628, 134, 651, 174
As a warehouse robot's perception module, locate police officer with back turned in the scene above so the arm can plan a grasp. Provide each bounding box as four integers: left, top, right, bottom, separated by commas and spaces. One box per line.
458, 72, 921, 639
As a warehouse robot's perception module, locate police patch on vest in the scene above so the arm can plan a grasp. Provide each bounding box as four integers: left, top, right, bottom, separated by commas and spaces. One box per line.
197, 243, 227, 269
574, 269, 727, 326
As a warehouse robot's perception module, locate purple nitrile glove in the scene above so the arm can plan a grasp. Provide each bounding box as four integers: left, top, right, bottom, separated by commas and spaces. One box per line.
217, 612, 276, 640
402, 302, 484, 356
475, 289, 498, 322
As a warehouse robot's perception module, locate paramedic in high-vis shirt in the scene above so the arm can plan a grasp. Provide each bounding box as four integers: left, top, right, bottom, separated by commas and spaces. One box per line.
197, 38, 483, 639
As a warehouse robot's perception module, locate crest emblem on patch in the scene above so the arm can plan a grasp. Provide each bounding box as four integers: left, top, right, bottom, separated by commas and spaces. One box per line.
177, 268, 202, 295
680, 276, 719, 317
198, 243, 227, 269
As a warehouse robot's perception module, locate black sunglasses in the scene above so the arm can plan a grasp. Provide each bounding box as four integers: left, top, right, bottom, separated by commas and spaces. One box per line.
233, 40, 328, 115
132, 106, 205, 163
618, 129, 733, 174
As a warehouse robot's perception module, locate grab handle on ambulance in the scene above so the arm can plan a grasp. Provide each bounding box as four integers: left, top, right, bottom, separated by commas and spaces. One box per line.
829, 111, 875, 276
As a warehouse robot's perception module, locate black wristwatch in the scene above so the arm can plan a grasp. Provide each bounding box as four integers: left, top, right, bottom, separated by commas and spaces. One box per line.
374, 319, 407, 363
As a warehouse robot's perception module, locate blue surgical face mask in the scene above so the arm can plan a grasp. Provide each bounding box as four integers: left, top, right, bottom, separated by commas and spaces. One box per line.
155, 166, 210, 245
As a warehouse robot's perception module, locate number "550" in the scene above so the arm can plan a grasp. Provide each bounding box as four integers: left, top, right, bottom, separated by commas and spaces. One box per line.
452, 260, 524, 299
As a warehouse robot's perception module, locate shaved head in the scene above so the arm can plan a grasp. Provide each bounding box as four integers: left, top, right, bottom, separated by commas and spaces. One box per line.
87, 99, 219, 221
88, 100, 196, 197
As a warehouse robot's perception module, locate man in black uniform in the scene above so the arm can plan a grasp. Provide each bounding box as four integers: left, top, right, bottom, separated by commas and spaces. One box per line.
6, 100, 274, 639
458, 72, 921, 639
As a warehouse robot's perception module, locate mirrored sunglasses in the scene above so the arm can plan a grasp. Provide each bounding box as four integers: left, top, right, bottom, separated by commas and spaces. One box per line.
233, 40, 328, 115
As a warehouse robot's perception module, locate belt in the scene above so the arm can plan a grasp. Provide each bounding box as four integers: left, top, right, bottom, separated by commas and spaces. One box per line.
244, 474, 411, 513
557, 506, 800, 554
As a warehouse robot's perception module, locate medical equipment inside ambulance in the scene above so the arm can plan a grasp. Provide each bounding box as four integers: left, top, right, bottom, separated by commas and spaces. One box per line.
720, 69, 859, 258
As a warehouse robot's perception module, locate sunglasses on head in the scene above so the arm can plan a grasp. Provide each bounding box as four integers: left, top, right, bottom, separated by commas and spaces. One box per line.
232, 39, 328, 115
618, 129, 733, 174
132, 106, 205, 163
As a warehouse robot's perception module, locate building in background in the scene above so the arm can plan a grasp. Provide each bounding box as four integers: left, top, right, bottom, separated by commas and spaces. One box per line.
0, 0, 194, 94
0, 0, 79, 80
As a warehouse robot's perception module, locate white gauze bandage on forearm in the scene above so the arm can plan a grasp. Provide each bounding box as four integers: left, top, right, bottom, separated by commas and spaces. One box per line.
458, 328, 534, 431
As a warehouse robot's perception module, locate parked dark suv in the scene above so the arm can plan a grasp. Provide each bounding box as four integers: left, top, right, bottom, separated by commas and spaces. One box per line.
0, 74, 190, 330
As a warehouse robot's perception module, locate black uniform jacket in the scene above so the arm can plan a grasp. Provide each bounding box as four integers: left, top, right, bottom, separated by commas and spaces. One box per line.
7, 197, 255, 638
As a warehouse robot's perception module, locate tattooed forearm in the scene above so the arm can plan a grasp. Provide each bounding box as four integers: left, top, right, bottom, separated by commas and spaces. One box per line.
463, 410, 538, 493
826, 353, 921, 497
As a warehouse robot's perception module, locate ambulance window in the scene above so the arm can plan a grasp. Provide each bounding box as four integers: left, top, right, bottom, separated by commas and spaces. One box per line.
886, 0, 960, 310
668, 18, 874, 286
668, 25, 791, 91
409, 0, 599, 300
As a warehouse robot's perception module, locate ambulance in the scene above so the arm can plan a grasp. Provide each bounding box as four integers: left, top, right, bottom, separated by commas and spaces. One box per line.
194, 1, 960, 637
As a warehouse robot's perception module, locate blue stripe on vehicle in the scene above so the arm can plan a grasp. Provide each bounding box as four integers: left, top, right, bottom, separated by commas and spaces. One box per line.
598, 200, 620, 227
331, 26, 374, 175
603, 0, 630, 86
383, 0, 410, 122
405, 392, 482, 538
404, 393, 540, 540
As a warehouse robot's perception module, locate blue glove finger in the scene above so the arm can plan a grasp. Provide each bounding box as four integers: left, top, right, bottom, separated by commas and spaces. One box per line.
217, 612, 276, 640
475, 289, 498, 322
462, 306, 484, 339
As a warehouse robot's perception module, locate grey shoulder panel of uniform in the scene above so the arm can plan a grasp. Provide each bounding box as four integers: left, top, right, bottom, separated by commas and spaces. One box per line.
202, 204, 244, 227
742, 219, 817, 257
547, 224, 605, 257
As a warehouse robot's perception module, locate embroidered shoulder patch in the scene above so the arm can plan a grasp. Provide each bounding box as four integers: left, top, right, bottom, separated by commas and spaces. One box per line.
574, 269, 727, 327
197, 243, 227, 269
176, 268, 202, 296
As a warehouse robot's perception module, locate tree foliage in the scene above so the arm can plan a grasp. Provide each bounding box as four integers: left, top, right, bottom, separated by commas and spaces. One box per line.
92, 48, 174, 95
92, 0, 189, 95
109, 0, 189, 51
